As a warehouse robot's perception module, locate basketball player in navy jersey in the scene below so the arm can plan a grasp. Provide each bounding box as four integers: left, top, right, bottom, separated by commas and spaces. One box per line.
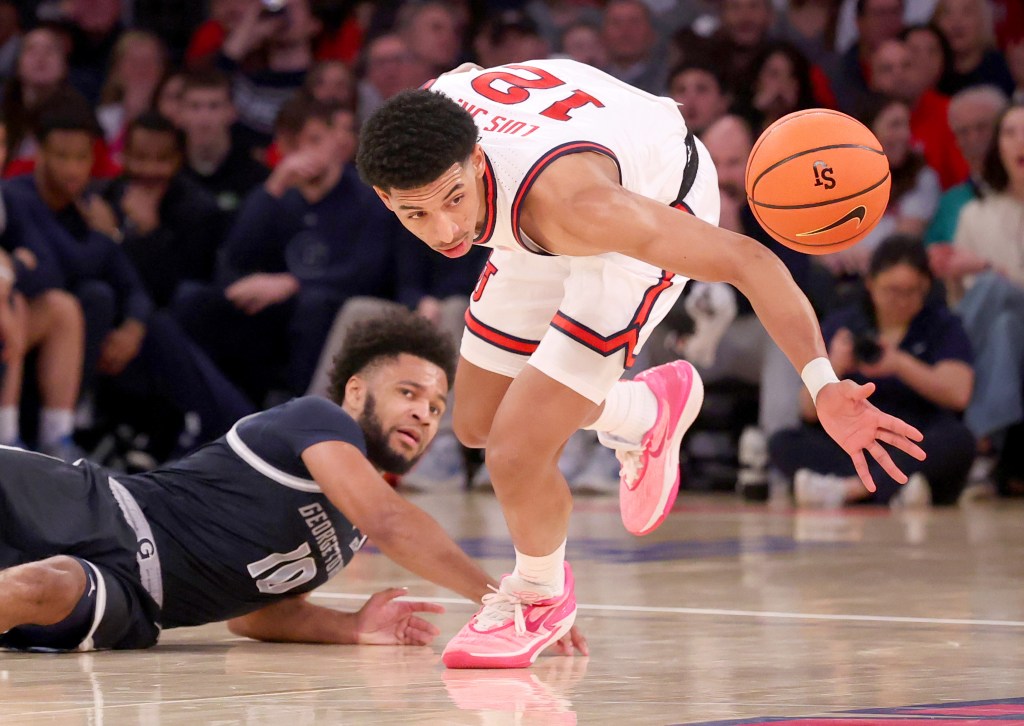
356, 59, 926, 668
0, 310, 588, 655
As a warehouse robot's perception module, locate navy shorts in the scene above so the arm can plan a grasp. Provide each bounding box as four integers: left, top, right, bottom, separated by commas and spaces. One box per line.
0, 447, 160, 650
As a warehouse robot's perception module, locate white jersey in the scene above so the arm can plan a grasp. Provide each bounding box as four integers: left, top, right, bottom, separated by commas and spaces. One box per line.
428, 59, 693, 255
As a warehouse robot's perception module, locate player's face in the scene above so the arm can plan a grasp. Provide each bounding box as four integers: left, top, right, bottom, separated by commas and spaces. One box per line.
374, 146, 486, 259
352, 354, 449, 474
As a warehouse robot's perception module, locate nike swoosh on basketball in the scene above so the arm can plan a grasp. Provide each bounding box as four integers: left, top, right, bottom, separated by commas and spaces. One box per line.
796, 205, 867, 237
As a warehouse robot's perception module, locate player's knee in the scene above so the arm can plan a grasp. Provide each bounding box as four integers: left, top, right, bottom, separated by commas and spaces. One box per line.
453, 412, 489, 449
10, 557, 87, 619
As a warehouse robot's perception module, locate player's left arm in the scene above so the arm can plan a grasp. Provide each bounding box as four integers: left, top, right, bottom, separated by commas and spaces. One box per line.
227, 590, 444, 646
523, 153, 926, 490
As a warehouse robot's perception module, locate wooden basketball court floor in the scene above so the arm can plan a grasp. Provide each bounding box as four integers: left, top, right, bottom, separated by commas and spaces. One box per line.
2, 490, 1023, 725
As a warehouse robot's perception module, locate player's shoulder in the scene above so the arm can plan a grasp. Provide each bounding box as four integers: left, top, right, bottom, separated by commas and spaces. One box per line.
267, 396, 354, 425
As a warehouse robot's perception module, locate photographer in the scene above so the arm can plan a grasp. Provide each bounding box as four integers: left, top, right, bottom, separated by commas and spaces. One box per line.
769, 236, 976, 507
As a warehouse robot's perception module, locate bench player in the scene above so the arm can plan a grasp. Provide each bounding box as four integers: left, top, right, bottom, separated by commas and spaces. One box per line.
0, 311, 587, 656
356, 59, 926, 668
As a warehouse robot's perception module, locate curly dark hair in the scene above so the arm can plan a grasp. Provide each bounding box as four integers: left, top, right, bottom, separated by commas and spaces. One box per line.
327, 309, 457, 406
356, 89, 478, 191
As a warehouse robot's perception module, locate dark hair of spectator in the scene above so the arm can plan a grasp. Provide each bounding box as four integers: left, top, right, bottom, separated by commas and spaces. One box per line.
667, 59, 730, 96
274, 93, 334, 137
981, 101, 1024, 193
868, 234, 933, 280
357, 89, 478, 191
748, 41, 817, 111
855, 93, 925, 205
856, 0, 898, 17
900, 23, 954, 89
327, 310, 457, 406
181, 69, 232, 97
126, 111, 185, 152
33, 87, 102, 143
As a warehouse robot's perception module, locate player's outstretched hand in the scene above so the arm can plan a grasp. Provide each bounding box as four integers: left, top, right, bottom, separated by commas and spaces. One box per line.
550, 625, 589, 657
355, 588, 445, 646
816, 380, 926, 493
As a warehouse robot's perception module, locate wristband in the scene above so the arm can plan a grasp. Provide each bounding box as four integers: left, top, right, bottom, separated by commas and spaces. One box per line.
801, 357, 840, 404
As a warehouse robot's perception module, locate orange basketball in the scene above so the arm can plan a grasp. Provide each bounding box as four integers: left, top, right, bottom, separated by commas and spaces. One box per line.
745, 109, 891, 255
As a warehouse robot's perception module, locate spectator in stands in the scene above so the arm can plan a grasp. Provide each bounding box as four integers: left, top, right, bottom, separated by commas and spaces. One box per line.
186, 0, 254, 71
218, 0, 321, 151
934, 0, 1015, 96
474, 10, 551, 69
558, 22, 607, 68
4, 91, 252, 453
902, 23, 954, 99
822, 94, 940, 280
2, 26, 69, 172
303, 59, 354, 107
739, 41, 819, 136
64, 0, 123, 104
773, 0, 842, 66
926, 85, 1008, 244
667, 61, 733, 138
178, 70, 269, 222
356, 34, 428, 125
0, 120, 84, 456
770, 235, 975, 507
102, 113, 223, 309
828, 0, 906, 113
398, 1, 462, 78
95, 31, 168, 159
154, 70, 187, 128
174, 95, 419, 403
868, 37, 969, 188
936, 103, 1024, 469
602, 0, 667, 94
0, 0, 22, 81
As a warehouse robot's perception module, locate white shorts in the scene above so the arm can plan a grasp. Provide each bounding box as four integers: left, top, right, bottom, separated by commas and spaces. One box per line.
460, 137, 721, 404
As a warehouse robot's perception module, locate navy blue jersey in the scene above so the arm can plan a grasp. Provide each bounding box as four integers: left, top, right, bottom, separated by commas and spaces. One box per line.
119, 397, 368, 628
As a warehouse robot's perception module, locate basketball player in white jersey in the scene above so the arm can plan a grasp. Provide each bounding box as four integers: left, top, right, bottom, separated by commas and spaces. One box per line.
357, 59, 925, 669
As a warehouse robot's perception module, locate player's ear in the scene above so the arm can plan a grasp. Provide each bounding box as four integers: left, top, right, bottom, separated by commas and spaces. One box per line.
470, 145, 485, 178
373, 187, 395, 211
344, 376, 367, 411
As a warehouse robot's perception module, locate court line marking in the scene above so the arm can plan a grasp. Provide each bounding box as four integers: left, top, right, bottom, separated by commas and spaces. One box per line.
311, 592, 1024, 628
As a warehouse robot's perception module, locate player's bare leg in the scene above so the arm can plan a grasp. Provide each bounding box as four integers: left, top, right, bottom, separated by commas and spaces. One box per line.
0, 556, 87, 634
451, 358, 514, 449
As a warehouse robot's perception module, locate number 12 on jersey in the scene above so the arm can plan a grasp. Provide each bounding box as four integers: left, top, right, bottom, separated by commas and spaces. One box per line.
471, 65, 605, 122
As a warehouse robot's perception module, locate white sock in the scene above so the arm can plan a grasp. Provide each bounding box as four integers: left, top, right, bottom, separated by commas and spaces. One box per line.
584, 380, 658, 446
0, 406, 19, 444
39, 408, 74, 447
508, 540, 567, 596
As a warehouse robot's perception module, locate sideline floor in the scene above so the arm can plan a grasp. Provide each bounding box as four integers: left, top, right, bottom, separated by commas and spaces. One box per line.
3, 491, 1023, 725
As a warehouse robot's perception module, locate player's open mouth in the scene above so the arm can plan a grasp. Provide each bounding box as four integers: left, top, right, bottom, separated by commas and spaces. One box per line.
435, 237, 470, 257
396, 428, 421, 447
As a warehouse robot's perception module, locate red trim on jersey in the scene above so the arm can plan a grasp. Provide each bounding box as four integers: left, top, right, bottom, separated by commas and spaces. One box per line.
474, 156, 498, 246
421, 78, 436, 90
510, 141, 621, 256
671, 200, 694, 215
550, 270, 676, 367
464, 309, 541, 356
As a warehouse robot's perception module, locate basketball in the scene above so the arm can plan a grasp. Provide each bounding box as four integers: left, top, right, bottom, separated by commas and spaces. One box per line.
745, 109, 891, 255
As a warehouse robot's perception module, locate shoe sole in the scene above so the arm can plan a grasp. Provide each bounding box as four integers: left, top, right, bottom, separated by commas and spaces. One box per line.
629, 363, 704, 536
441, 609, 577, 669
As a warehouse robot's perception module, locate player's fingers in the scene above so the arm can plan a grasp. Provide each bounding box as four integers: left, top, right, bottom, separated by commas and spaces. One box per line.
851, 450, 876, 493
850, 380, 875, 399
571, 628, 589, 656
407, 616, 440, 637
407, 601, 445, 615
372, 587, 408, 604
876, 429, 926, 461
868, 442, 908, 484
879, 413, 924, 443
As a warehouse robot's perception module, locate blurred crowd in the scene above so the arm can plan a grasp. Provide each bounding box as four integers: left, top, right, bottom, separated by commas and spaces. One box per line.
0, 0, 1020, 507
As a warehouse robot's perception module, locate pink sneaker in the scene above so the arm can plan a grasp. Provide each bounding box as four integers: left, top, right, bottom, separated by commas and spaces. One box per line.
442, 563, 577, 669
617, 360, 704, 536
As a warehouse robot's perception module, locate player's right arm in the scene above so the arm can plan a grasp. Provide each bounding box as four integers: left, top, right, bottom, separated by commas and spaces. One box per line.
301, 440, 497, 604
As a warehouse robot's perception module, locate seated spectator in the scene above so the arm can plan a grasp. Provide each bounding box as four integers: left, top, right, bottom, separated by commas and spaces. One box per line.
185, 0, 253, 71
558, 22, 608, 69
667, 61, 733, 137
102, 113, 224, 309
177, 70, 269, 222
474, 10, 551, 69
64, 0, 123, 104
174, 95, 420, 403
356, 34, 428, 125
738, 41, 820, 136
95, 31, 168, 159
154, 70, 187, 128
601, 0, 668, 94
934, 0, 1014, 97
827, 0, 906, 113
397, 1, 463, 78
770, 236, 975, 507
902, 23, 954, 99
218, 0, 321, 151
0, 0, 21, 81
934, 103, 1024, 473
925, 85, 1008, 244
822, 94, 940, 281
868, 37, 969, 188
4, 92, 253, 453
303, 59, 354, 107
773, 0, 842, 66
